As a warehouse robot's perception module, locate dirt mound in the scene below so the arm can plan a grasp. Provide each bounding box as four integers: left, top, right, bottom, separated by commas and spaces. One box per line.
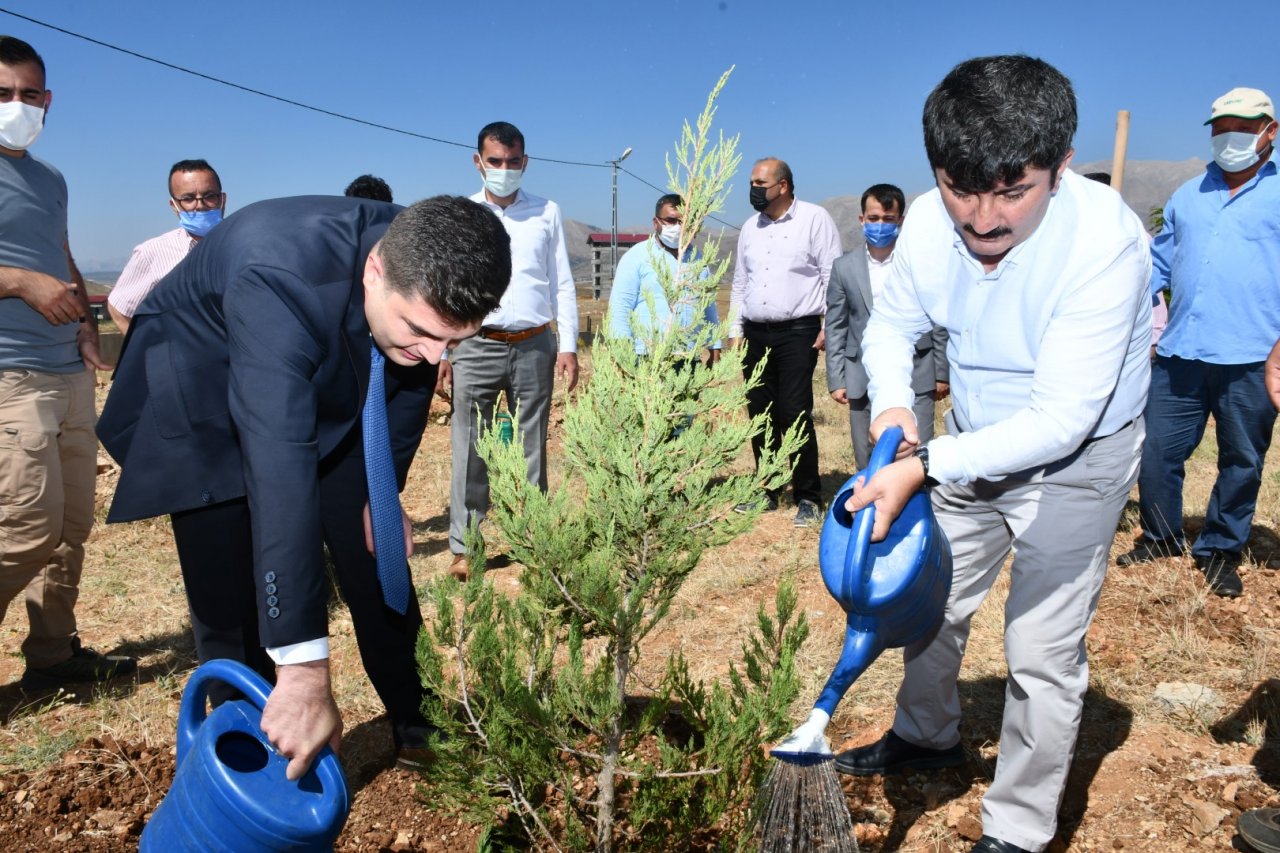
0, 735, 480, 852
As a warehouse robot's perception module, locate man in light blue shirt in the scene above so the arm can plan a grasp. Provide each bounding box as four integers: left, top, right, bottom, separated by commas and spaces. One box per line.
834, 56, 1150, 853
606, 192, 721, 362
1118, 87, 1280, 598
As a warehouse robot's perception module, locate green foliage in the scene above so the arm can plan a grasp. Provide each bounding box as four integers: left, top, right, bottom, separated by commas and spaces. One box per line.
416, 67, 810, 851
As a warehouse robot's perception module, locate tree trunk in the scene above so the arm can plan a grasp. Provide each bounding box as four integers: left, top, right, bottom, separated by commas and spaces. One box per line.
595, 641, 630, 852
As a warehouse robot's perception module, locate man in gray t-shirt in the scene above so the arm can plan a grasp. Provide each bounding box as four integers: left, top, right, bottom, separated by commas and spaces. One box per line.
0, 35, 135, 689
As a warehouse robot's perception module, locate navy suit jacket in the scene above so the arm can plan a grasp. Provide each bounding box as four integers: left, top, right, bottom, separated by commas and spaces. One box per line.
824, 249, 948, 398
97, 196, 435, 648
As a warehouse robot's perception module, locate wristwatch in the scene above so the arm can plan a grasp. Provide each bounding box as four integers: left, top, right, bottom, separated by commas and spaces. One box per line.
914, 445, 938, 487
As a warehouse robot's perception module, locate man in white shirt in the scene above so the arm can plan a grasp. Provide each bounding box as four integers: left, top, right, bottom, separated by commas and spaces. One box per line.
441, 121, 579, 580
729, 158, 842, 527
833, 56, 1151, 853
107, 159, 225, 335
825, 183, 948, 470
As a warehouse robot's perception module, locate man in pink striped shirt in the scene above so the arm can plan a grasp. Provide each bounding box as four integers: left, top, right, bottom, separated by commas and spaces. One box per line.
107, 159, 225, 334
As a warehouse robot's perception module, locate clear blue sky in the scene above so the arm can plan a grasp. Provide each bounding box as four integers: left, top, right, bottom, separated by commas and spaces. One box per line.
2, 1, 1276, 271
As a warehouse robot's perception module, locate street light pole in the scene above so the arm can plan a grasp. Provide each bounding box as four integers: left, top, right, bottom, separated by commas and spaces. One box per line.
608, 146, 632, 293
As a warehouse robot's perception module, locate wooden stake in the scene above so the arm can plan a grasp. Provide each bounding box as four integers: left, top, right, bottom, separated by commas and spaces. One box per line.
1111, 110, 1131, 192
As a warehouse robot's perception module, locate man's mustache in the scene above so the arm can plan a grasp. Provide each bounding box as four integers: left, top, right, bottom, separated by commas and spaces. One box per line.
963, 224, 1012, 240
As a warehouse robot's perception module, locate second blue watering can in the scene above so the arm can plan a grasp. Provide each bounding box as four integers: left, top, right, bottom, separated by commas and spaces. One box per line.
139, 659, 350, 852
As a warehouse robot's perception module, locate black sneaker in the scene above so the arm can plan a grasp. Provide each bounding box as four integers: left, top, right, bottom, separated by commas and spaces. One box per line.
20, 639, 137, 690
1116, 537, 1184, 566
1194, 550, 1243, 598
793, 500, 822, 528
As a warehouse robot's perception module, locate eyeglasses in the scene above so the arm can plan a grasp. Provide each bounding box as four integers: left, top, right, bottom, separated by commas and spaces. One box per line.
171, 191, 223, 210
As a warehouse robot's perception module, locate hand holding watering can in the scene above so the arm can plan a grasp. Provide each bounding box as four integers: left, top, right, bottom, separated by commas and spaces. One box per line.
842, 407, 931, 543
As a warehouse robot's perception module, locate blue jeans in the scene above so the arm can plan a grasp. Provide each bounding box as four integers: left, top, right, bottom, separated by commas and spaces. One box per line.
1136, 356, 1276, 558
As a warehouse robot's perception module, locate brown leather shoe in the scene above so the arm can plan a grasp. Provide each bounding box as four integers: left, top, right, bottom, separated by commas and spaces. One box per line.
447, 553, 469, 581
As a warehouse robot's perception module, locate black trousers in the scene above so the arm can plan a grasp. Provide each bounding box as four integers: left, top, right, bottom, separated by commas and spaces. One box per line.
742, 316, 822, 505
170, 434, 429, 743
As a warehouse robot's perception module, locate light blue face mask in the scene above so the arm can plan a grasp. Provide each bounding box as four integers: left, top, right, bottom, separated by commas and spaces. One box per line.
863, 220, 900, 248
178, 208, 223, 237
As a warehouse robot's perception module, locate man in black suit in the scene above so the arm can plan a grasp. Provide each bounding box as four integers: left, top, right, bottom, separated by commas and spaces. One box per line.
825, 184, 948, 470
97, 195, 510, 779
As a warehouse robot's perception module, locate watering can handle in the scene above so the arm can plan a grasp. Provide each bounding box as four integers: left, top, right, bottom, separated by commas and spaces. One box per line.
177, 659, 274, 758
844, 425, 906, 597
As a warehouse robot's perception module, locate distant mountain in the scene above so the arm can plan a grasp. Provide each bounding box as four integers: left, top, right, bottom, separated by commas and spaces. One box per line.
94, 160, 1208, 293
1072, 157, 1206, 228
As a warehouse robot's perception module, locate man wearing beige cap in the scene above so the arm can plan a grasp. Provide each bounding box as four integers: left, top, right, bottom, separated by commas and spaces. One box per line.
1119, 86, 1280, 598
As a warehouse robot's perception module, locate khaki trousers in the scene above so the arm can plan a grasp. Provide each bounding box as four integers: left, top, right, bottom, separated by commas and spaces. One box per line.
893, 417, 1142, 851
0, 368, 97, 668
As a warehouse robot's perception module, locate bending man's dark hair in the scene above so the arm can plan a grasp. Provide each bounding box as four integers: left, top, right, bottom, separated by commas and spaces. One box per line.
477, 121, 525, 152
344, 174, 393, 202
0, 35, 44, 76
169, 159, 222, 192
1082, 172, 1111, 185
923, 55, 1077, 193
379, 195, 511, 325
861, 183, 906, 215
654, 193, 683, 217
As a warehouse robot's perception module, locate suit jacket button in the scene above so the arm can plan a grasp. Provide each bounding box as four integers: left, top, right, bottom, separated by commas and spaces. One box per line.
200, 490, 212, 504
267, 606, 280, 619
266, 595, 278, 606
264, 571, 276, 583
265, 583, 277, 595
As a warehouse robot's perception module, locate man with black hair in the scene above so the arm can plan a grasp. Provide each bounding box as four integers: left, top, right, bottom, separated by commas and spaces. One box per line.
440, 121, 579, 580
834, 56, 1151, 852
108, 159, 226, 335
344, 174, 393, 203
98, 194, 511, 779
826, 183, 948, 470
729, 157, 841, 526
0, 35, 137, 690
607, 192, 720, 362
1118, 87, 1280, 599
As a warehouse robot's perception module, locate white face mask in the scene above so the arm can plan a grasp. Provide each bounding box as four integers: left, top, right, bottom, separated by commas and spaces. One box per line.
1212, 124, 1273, 173
0, 102, 45, 151
481, 165, 523, 198
658, 222, 681, 249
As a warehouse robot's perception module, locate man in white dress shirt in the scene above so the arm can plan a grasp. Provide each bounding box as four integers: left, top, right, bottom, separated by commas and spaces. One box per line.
832, 56, 1152, 853
441, 121, 579, 580
107, 159, 225, 335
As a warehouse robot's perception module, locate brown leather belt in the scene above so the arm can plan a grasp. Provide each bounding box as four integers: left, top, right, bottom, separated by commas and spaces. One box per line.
479, 323, 549, 344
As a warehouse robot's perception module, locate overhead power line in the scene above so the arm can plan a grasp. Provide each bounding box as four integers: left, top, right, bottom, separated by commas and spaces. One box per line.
0, 7, 605, 167
0, 7, 743, 230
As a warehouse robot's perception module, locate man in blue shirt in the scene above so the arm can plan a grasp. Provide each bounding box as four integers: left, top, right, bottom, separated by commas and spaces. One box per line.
1118, 87, 1280, 598
606, 192, 720, 362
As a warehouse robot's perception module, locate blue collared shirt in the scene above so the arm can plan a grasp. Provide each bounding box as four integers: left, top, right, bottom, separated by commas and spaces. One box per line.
606, 236, 720, 355
1152, 159, 1280, 364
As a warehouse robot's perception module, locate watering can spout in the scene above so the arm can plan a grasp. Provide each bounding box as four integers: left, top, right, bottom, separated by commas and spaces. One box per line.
814, 619, 888, 717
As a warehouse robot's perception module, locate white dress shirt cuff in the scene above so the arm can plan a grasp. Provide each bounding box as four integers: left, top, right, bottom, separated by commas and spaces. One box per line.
266, 638, 330, 665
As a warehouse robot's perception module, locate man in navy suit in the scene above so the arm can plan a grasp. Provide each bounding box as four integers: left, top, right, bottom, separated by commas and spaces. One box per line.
97, 195, 511, 778
825, 184, 948, 470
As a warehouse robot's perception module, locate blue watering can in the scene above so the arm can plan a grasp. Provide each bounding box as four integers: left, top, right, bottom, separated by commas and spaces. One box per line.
140, 659, 351, 852
773, 425, 952, 757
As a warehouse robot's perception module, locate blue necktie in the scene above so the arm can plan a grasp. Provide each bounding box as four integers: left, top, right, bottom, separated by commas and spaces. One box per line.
363, 345, 410, 614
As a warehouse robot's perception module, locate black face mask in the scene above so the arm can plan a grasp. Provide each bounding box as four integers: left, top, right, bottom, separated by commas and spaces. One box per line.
749, 185, 771, 212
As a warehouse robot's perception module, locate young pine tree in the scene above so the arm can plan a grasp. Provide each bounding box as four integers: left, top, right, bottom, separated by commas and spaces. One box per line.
416, 69, 810, 851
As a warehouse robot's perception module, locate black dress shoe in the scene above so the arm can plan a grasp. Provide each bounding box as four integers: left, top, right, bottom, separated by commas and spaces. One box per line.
1194, 550, 1243, 598
972, 837, 1033, 853
833, 729, 964, 777
1116, 537, 1183, 566
1240, 807, 1280, 853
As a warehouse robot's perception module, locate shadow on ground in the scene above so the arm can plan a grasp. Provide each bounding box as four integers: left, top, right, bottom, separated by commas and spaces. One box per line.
847, 676, 1133, 849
